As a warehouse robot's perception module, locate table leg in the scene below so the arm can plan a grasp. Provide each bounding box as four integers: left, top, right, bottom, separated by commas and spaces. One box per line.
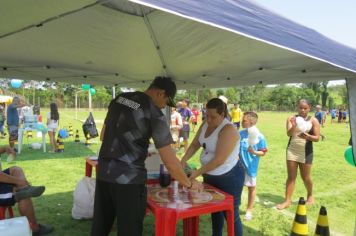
17, 129, 23, 154
42, 131, 46, 153
85, 161, 92, 177
225, 209, 235, 236
155, 211, 177, 236
183, 216, 199, 236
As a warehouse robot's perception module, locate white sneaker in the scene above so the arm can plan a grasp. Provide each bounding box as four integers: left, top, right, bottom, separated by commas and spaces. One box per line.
244, 211, 252, 221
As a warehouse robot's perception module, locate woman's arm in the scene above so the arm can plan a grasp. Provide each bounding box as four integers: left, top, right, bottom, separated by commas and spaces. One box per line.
300, 117, 320, 142
190, 124, 239, 179
286, 116, 297, 137
181, 123, 204, 167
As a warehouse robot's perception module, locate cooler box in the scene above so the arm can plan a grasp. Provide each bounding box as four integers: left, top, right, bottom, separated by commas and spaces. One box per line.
145, 144, 162, 179
0, 216, 32, 236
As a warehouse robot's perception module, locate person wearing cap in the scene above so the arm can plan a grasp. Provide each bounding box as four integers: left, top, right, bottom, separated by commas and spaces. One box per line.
91, 76, 202, 236
218, 95, 232, 121
6, 97, 24, 149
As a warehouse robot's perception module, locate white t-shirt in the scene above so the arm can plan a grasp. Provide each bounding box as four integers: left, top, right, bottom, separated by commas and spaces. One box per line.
47, 112, 59, 129
199, 118, 239, 175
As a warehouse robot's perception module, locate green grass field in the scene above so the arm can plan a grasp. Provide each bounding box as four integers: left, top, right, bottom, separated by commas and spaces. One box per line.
1, 109, 355, 235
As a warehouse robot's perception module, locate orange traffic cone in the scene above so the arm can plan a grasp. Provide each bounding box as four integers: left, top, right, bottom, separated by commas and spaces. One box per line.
291, 197, 308, 236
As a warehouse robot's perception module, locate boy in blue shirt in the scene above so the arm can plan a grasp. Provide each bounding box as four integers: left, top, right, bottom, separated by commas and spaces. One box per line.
239, 111, 267, 220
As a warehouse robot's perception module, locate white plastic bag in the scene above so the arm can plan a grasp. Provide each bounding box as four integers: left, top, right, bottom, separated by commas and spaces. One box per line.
72, 177, 96, 219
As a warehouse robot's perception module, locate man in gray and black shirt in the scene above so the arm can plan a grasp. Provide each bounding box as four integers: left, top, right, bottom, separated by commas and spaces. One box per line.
91, 76, 202, 236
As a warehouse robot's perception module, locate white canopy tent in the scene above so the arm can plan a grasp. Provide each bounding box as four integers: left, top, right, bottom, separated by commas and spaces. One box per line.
1, 0, 356, 164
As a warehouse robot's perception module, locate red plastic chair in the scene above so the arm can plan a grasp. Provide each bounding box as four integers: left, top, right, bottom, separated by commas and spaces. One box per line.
0, 206, 14, 220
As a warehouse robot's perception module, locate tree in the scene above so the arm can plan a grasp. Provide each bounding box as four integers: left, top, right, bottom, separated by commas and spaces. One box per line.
320, 82, 329, 108
225, 87, 239, 104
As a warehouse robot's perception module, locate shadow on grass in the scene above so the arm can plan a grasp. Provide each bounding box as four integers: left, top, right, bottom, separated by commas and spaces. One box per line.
15, 141, 97, 162
257, 192, 285, 208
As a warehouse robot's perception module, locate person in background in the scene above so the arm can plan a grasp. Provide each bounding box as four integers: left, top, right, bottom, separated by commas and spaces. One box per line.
170, 107, 183, 150
330, 108, 336, 124
277, 99, 320, 210
91, 76, 202, 236
239, 112, 267, 221
314, 105, 324, 127
7, 97, 24, 150
342, 109, 347, 123
191, 105, 200, 132
47, 103, 59, 153
201, 103, 207, 122
178, 99, 193, 152
0, 146, 54, 236
0, 105, 6, 138
338, 108, 342, 123
230, 103, 243, 129
181, 98, 245, 236
315, 105, 326, 140
218, 95, 231, 121
33, 105, 42, 123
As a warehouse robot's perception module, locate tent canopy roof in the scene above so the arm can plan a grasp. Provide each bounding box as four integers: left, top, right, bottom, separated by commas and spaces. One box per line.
1, 0, 356, 89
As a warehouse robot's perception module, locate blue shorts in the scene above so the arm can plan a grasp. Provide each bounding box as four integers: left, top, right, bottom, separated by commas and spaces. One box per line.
0, 168, 16, 206
7, 125, 18, 141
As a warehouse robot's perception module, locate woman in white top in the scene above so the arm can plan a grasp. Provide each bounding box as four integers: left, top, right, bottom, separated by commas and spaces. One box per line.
181, 98, 245, 236
47, 103, 59, 153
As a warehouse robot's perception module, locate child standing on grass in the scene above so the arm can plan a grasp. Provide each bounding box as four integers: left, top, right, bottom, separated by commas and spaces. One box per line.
239, 111, 267, 220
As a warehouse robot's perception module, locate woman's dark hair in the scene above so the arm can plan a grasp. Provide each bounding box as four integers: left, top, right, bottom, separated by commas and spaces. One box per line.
298, 99, 311, 107
50, 103, 59, 121
206, 98, 227, 118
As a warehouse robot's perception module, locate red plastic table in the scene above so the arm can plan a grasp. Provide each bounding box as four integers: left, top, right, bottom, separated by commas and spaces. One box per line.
147, 183, 235, 236
85, 158, 157, 184
85, 158, 98, 177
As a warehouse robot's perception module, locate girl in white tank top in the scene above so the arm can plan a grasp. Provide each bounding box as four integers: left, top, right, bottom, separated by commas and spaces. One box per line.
199, 118, 240, 175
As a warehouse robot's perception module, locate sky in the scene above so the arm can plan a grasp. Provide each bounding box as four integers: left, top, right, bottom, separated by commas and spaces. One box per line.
253, 0, 355, 86
253, 0, 356, 49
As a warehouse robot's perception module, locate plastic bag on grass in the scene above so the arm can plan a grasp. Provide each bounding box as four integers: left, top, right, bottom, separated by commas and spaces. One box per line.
72, 177, 95, 219
82, 112, 98, 139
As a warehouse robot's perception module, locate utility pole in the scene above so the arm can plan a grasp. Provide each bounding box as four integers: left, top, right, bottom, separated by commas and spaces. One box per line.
112, 86, 116, 99
88, 89, 92, 112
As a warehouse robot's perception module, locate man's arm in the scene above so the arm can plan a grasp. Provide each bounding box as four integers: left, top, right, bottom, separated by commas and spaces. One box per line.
100, 124, 105, 141
158, 145, 201, 190
0, 170, 28, 186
